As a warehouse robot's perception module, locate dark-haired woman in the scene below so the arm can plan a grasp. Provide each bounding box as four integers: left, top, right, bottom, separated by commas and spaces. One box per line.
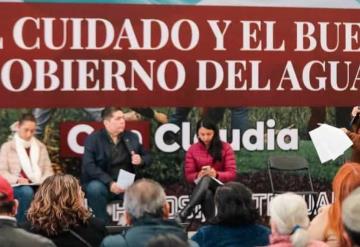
191, 182, 270, 247
0, 113, 53, 223
177, 118, 237, 222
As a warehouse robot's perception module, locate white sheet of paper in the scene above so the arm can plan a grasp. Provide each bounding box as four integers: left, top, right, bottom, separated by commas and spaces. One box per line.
194, 176, 223, 185
117, 169, 135, 189
309, 123, 353, 164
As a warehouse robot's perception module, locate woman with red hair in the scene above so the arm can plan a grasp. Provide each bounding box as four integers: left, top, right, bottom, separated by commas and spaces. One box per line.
308, 162, 360, 247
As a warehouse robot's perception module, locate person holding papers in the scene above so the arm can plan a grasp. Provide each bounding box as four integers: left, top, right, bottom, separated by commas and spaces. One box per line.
0, 113, 54, 224
82, 107, 152, 223
342, 106, 360, 163
177, 118, 237, 223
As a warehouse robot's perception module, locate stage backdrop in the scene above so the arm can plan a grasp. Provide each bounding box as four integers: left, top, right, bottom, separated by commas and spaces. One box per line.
1, 0, 359, 221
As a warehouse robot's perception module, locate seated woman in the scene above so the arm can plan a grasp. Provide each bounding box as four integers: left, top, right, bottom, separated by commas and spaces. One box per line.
308, 163, 360, 247
24, 174, 107, 247
0, 113, 53, 223
177, 118, 237, 222
269, 193, 328, 247
192, 182, 270, 247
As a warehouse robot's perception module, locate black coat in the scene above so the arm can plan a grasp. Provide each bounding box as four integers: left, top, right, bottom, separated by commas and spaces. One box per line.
81, 129, 152, 186
23, 217, 107, 247
0, 218, 55, 247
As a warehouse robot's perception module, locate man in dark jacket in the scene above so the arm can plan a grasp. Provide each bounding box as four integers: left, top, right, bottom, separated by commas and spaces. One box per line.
100, 179, 197, 247
0, 175, 55, 247
82, 107, 152, 222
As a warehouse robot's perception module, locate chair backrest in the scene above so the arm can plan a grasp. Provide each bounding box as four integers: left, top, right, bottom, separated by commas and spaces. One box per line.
267, 155, 314, 194
268, 155, 309, 171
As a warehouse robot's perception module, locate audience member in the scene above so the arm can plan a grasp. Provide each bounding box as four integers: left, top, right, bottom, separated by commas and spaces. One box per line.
342, 187, 360, 247
23, 174, 107, 247
82, 107, 152, 222
191, 182, 270, 247
269, 193, 328, 247
308, 163, 360, 247
0, 113, 54, 223
101, 179, 197, 247
0, 175, 55, 247
177, 118, 236, 222
147, 234, 189, 247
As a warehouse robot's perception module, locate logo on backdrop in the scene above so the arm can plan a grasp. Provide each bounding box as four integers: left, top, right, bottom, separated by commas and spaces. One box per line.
106, 192, 333, 223
60, 120, 298, 157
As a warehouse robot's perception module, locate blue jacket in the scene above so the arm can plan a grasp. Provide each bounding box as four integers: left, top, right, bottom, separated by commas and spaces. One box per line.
81, 128, 152, 185
192, 224, 270, 247
101, 216, 197, 247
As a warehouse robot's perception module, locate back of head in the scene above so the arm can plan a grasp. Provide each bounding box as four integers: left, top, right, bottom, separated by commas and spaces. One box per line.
342, 187, 360, 246
211, 182, 258, 226
124, 179, 166, 221
329, 163, 360, 245
27, 174, 90, 235
146, 234, 189, 247
270, 193, 310, 247
0, 176, 15, 215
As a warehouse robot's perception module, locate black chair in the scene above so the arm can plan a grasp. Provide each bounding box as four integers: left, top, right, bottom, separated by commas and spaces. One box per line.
267, 155, 318, 215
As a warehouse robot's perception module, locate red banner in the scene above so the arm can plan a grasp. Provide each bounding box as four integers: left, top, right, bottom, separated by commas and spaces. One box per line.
0, 3, 359, 107
60, 121, 151, 157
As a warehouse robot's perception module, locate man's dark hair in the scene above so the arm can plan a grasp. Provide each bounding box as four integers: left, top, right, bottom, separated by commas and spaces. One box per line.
101, 107, 123, 121
0, 192, 15, 214
19, 113, 36, 125
210, 182, 259, 226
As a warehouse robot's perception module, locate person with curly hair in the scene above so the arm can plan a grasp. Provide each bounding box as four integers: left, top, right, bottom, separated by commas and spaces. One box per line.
23, 174, 107, 247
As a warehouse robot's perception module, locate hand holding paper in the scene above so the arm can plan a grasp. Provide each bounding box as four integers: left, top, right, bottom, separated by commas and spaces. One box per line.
117, 169, 135, 190
309, 124, 353, 163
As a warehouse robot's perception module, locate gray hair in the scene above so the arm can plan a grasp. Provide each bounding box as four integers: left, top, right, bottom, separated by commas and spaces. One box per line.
124, 179, 166, 220
342, 187, 360, 240
269, 193, 310, 247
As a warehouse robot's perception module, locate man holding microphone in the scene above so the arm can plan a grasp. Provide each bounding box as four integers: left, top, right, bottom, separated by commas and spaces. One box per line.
82, 107, 152, 223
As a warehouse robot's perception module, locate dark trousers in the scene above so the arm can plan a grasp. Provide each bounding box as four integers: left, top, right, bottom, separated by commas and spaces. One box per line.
181, 176, 221, 221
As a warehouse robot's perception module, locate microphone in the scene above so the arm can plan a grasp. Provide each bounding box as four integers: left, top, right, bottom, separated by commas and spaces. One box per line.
124, 138, 135, 155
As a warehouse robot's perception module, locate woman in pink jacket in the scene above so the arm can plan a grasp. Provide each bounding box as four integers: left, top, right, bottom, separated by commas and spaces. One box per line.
177, 118, 237, 222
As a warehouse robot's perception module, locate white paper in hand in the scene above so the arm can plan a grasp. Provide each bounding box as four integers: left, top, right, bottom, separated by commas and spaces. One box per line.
309, 123, 353, 163
117, 169, 135, 189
